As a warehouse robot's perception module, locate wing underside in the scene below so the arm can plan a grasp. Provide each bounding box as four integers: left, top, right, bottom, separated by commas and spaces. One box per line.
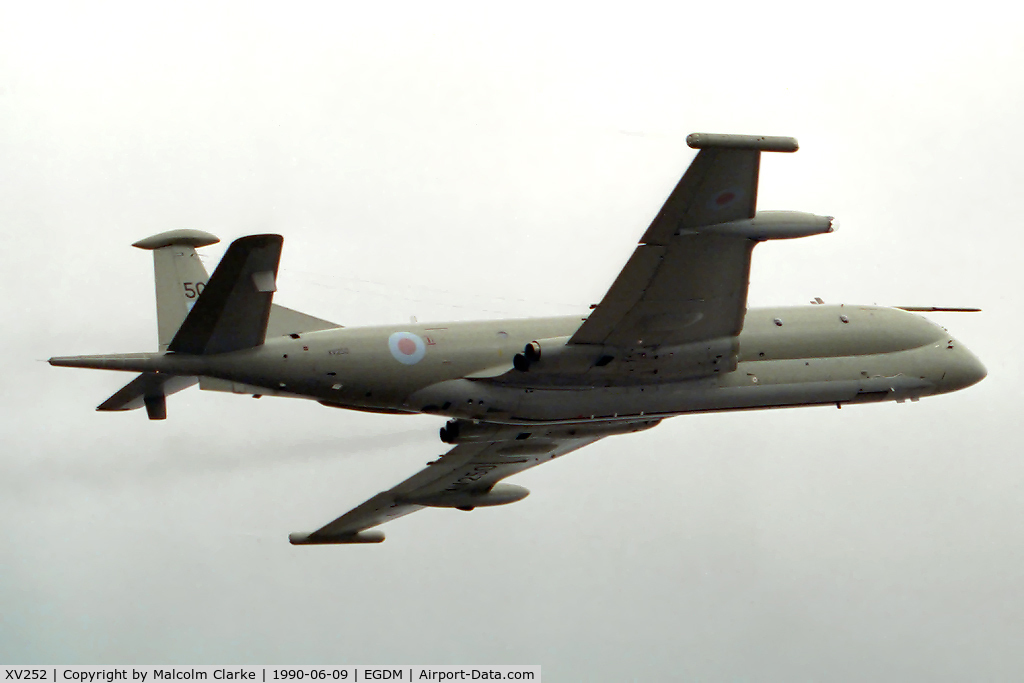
289, 419, 659, 544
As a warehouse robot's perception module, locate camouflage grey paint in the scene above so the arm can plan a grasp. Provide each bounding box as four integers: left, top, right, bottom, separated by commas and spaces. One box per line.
47, 132, 987, 543
51, 303, 985, 424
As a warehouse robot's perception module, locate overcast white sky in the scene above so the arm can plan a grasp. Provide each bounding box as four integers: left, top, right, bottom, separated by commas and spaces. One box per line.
2, 1, 1023, 679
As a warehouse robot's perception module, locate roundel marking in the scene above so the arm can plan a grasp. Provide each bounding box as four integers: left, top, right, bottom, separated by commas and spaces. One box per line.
708, 187, 743, 211
388, 332, 427, 365
397, 337, 417, 355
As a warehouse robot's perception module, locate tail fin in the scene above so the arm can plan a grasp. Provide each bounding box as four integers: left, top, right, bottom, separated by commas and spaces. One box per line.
60, 230, 343, 419
133, 229, 220, 351
168, 234, 283, 354
133, 230, 342, 352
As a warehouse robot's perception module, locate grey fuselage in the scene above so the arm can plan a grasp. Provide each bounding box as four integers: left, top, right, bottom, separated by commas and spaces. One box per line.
127, 304, 985, 425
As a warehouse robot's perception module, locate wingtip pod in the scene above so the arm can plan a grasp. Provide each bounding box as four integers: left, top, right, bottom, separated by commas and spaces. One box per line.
288, 530, 386, 545
405, 483, 531, 508
132, 229, 220, 250
701, 211, 834, 240
686, 133, 799, 153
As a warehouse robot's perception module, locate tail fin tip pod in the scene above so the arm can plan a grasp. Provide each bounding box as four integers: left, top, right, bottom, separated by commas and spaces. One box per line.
132, 229, 220, 250
686, 133, 799, 153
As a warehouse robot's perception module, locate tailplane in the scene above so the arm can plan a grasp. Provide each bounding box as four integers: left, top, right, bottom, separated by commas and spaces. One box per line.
96, 372, 198, 420
86, 229, 220, 419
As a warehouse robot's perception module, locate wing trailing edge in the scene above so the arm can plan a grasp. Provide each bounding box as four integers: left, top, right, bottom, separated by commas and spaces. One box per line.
288, 419, 661, 545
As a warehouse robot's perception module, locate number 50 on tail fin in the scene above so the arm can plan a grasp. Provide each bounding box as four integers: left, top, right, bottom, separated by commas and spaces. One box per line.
132, 228, 220, 351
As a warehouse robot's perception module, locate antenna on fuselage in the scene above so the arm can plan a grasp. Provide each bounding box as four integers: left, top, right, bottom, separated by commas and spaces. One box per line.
895, 306, 982, 312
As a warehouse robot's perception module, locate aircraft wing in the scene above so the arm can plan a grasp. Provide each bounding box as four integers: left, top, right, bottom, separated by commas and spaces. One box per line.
289, 419, 659, 544
570, 134, 800, 349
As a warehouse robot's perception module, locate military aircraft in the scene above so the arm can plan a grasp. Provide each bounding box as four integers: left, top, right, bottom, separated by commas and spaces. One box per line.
50, 133, 987, 545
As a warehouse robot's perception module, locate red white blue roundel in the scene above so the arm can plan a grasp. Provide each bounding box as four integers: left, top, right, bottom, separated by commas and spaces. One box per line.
388, 332, 426, 365
708, 187, 744, 212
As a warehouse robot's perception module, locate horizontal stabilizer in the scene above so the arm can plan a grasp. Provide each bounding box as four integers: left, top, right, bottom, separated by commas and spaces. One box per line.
97, 372, 198, 420
266, 304, 341, 337
168, 234, 283, 355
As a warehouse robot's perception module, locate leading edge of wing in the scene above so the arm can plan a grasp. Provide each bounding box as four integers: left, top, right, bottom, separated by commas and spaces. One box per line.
570, 134, 801, 349
288, 419, 660, 545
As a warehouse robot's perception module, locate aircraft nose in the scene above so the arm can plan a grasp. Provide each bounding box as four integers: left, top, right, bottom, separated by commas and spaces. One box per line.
938, 343, 987, 393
